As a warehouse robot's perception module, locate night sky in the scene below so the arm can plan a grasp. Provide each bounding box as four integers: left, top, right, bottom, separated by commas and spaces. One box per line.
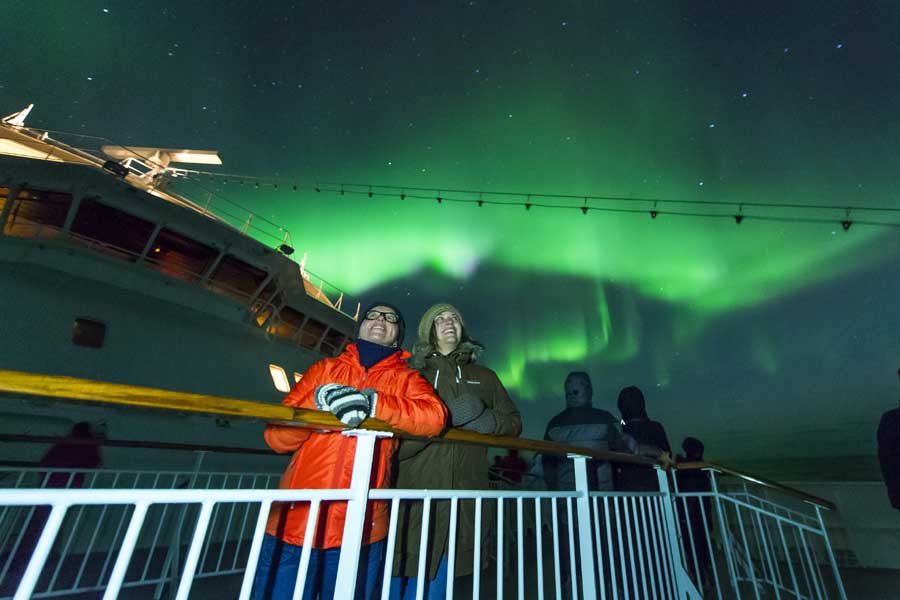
5, 2, 900, 472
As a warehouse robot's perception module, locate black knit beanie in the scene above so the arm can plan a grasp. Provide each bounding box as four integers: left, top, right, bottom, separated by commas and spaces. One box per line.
355, 301, 405, 348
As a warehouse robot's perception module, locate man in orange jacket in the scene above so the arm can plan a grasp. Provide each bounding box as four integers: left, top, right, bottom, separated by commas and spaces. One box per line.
253, 301, 448, 599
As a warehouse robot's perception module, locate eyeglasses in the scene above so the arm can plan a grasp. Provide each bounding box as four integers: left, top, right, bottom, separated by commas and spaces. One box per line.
364, 310, 400, 323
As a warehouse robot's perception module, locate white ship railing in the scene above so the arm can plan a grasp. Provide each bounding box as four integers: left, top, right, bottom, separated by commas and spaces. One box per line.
0, 467, 280, 599
0, 370, 848, 598
0, 440, 847, 599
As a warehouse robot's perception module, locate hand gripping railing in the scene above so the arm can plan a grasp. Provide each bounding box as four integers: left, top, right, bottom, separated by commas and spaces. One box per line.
0, 369, 846, 599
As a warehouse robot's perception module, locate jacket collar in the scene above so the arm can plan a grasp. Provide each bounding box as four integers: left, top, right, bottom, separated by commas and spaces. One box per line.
341, 343, 410, 371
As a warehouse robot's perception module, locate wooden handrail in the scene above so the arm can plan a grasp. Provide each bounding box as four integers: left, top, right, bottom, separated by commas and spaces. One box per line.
675, 460, 835, 511
0, 369, 654, 466
0, 369, 838, 511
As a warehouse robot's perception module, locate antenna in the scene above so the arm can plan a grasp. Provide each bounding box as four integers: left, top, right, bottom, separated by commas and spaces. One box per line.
2, 104, 34, 127
101, 146, 222, 181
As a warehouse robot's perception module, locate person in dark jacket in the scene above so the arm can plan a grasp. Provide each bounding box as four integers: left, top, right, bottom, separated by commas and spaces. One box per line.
391, 302, 522, 600
676, 437, 714, 591
5, 422, 103, 596
615, 385, 671, 491
877, 368, 900, 511
542, 372, 633, 491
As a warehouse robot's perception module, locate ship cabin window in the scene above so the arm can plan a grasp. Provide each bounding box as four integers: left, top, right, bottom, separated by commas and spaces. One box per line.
209, 254, 268, 301
72, 318, 106, 349
269, 305, 305, 340
320, 328, 347, 357
268, 364, 292, 393
252, 289, 280, 327
3, 188, 72, 239
70, 197, 155, 261
145, 228, 217, 282
299, 318, 327, 350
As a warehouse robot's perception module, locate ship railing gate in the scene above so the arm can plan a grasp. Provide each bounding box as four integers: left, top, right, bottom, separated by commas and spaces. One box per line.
0, 371, 847, 599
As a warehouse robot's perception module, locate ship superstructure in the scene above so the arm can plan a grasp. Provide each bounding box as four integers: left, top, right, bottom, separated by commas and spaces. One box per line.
0, 105, 355, 469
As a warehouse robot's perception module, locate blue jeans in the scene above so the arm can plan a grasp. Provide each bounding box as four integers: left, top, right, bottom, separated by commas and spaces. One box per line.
389, 555, 448, 600
252, 534, 385, 599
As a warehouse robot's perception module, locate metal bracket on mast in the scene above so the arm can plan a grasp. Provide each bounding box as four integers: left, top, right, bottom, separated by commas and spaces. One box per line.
2, 103, 34, 127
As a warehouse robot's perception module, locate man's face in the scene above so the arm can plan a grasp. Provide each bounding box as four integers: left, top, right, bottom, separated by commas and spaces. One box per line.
358, 305, 400, 347
565, 376, 592, 407
433, 310, 462, 350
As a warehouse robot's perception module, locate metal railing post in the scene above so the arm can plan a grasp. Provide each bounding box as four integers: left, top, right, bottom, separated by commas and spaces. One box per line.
814, 505, 848, 600
13, 504, 67, 600
155, 450, 206, 600
334, 429, 392, 598
708, 468, 741, 598
656, 467, 702, 600
570, 453, 598, 600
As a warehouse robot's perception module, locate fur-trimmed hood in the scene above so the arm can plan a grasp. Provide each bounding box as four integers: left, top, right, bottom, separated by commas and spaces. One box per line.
410, 338, 484, 369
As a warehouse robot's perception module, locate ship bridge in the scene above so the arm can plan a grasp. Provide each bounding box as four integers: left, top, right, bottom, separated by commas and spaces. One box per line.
0, 370, 878, 599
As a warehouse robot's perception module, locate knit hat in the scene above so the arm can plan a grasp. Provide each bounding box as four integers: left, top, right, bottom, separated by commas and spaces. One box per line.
417, 302, 465, 344
355, 301, 405, 348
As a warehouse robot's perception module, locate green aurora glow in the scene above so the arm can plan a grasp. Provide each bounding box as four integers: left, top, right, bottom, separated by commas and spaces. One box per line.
5, 1, 900, 461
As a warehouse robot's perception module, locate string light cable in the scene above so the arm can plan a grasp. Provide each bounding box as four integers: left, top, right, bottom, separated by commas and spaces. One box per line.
29, 127, 899, 230
181, 173, 900, 230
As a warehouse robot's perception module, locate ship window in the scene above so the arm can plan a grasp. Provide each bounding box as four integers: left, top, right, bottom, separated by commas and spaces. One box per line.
268, 364, 292, 393
145, 228, 216, 282
70, 197, 155, 261
72, 318, 106, 349
0, 186, 7, 214
320, 328, 347, 357
3, 188, 72, 238
269, 306, 305, 340
209, 255, 268, 300
299, 318, 327, 350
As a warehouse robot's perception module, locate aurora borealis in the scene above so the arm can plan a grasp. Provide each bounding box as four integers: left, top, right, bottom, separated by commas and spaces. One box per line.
4, 1, 900, 471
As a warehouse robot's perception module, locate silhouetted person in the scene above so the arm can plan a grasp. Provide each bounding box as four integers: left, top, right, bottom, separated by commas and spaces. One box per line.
40, 422, 103, 487
543, 372, 632, 491
615, 386, 671, 491
494, 449, 528, 484
4, 423, 103, 595
877, 368, 900, 511
676, 437, 714, 591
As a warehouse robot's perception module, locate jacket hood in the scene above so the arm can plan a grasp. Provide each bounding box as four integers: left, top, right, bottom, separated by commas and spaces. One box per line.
617, 386, 648, 421
410, 339, 483, 369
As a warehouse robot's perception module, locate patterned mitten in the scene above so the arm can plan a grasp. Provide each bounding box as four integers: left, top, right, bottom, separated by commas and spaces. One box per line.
314, 384, 371, 427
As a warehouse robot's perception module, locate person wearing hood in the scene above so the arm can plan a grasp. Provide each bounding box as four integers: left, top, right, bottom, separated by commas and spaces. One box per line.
254, 302, 448, 600
391, 303, 522, 599
877, 368, 900, 511
542, 372, 633, 491
615, 385, 671, 491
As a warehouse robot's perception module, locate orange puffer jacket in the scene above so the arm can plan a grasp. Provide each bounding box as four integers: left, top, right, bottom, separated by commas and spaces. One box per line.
264, 343, 447, 548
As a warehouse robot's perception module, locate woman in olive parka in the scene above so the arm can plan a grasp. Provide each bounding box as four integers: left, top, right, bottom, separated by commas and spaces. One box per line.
390, 303, 522, 599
